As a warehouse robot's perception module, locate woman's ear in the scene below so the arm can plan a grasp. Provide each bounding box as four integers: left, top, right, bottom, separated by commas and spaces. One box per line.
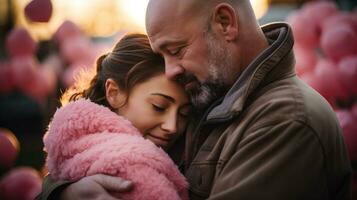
105, 78, 126, 109
211, 3, 238, 41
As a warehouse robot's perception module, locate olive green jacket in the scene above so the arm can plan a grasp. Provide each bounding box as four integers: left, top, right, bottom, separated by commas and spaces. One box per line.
36, 22, 351, 200
183, 22, 351, 200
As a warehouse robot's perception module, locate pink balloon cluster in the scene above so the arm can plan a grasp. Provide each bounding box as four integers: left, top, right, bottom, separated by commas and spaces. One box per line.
0, 19, 113, 104
0, 167, 42, 200
0, 0, 115, 103
336, 107, 357, 161
288, 1, 357, 107
336, 106, 357, 197
53, 20, 110, 87
0, 129, 19, 169
0, 28, 57, 103
0, 129, 42, 200
288, 1, 357, 196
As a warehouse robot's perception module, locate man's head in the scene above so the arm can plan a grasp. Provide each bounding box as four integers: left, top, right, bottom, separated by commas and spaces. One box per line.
146, 0, 267, 109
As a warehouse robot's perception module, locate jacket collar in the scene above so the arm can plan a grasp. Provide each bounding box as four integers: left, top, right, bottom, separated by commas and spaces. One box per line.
206, 22, 295, 121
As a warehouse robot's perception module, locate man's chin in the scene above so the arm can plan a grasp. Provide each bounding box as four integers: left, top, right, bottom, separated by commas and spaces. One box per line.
189, 82, 228, 111
188, 85, 213, 111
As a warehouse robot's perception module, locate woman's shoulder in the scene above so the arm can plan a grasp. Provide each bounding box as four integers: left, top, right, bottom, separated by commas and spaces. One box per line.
45, 99, 140, 145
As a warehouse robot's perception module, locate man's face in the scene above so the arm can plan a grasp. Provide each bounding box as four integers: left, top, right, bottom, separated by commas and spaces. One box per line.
147, 9, 233, 109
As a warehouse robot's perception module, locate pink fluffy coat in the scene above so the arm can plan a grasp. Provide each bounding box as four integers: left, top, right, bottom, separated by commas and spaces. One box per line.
43, 99, 188, 200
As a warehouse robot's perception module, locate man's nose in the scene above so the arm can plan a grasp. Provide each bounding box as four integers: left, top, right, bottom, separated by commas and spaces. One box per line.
164, 57, 184, 80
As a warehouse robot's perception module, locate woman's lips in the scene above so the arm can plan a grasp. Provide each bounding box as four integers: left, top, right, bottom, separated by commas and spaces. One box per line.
146, 134, 171, 148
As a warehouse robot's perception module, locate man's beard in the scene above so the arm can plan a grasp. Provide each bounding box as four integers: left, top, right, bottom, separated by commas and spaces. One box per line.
179, 31, 234, 111
188, 82, 226, 111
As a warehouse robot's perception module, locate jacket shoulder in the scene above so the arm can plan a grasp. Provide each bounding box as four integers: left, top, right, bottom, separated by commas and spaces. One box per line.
245, 76, 340, 133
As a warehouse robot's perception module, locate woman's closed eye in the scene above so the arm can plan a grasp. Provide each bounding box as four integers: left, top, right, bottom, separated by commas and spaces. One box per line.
152, 104, 166, 112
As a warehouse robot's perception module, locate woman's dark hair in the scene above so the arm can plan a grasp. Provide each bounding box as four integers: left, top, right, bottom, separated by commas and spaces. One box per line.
61, 33, 165, 108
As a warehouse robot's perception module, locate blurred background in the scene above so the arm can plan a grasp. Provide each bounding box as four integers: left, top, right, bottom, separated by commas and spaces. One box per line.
0, 0, 356, 199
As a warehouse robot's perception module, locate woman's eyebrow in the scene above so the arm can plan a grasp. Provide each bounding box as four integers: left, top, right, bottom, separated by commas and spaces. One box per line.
150, 93, 175, 103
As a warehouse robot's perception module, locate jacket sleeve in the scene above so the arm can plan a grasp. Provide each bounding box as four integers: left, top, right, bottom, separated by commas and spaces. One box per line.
35, 175, 74, 200
120, 164, 188, 200
208, 120, 351, 200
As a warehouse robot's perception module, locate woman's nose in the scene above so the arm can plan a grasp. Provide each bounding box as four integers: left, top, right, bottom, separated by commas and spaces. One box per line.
161, 113, 177, 134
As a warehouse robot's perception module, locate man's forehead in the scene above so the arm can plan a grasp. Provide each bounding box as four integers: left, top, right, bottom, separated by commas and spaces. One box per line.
146, 15, 170, 39
146, 1, 183, 49
146, 0, 203, 52
146, 0, 179, 27
146, 3, 170, 35
147, 26, 178, 53
146, 0, 177, 19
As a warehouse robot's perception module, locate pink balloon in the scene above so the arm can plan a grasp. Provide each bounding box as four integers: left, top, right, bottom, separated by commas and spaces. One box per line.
0, 62, 15, 93
294, 45, 317, 75
24, 0, 52, 23
10, 56, 39, 92
69, 61, 91, 71
0, 128, 19, 168
320, 23, 357, 62
338, 56, 357, 95
0, 167, 42, 200
299, 70, 322, 93
39, 65, 57, 94
61, 66, 82, 88
53, 20, 82, 44
22, 69, 49, 104
335, 110, 357, 162
302, 1, 338, 32
287, 11, 320, 48
84, 46, 105, 67
322, 12, 357, 34
93, 43, 112, 58
60, 36, 92, 64
5, 28, 37, 57
314, 59, 349, 105
42, 53, 64, 76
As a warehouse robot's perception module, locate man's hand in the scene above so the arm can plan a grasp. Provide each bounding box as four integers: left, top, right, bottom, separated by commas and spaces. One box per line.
60, 174, 133, 200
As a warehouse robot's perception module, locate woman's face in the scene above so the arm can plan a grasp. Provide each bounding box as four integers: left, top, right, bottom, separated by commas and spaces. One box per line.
118, 73, 191, 150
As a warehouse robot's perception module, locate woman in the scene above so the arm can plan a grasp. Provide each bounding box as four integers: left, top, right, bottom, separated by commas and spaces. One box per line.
43, 34, 190, 200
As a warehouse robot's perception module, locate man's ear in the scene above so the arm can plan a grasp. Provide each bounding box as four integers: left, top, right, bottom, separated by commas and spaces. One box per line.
105, 78, 126, 109
212, 3, 238, 41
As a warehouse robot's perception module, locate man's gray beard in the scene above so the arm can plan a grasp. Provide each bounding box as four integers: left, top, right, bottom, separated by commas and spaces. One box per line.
189, 31, 233, 111
188, 82, 225, 111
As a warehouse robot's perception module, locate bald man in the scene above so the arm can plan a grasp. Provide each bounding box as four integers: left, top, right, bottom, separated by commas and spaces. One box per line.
37, 0, 351, 199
